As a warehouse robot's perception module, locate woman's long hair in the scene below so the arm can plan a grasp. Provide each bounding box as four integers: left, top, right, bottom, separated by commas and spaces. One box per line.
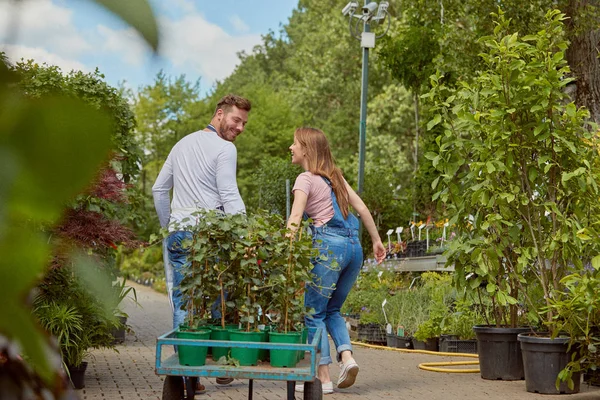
294, 127, 350, 218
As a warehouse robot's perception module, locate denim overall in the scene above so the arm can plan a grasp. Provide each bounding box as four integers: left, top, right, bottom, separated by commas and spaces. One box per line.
305, 178, 363, 366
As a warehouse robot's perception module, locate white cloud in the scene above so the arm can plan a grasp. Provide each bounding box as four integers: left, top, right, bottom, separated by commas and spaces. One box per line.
229, 15, 250, 33
169, 0, 196, 13
160, 14, 260, 82
97, 25, 146, 67
2, 44, 88, 72
0, 0, 91, 56
0, 0, 265, 89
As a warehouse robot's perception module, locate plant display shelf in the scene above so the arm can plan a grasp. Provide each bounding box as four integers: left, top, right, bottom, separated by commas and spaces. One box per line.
376, 254, 453, 272
156, 327, 323, 400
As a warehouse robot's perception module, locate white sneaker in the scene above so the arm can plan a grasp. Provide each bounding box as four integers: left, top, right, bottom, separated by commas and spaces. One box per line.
337, 358, 359, 389
295, 381, 334, 394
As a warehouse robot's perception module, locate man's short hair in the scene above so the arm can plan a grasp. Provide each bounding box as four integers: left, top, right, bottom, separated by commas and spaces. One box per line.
214, 94, 251, 115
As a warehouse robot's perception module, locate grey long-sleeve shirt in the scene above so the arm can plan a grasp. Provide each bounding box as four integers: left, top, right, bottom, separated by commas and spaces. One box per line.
152, 130, 246, 230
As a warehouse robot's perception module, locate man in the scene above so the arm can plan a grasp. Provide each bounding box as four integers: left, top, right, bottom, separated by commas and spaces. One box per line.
152, 94, 251, 390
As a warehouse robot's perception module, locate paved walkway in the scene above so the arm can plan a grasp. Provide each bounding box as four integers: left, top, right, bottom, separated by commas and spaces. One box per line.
79, 282, 600, 399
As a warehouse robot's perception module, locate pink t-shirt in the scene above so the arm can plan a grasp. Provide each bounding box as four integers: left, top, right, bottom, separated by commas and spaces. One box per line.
292, 172, 334, 227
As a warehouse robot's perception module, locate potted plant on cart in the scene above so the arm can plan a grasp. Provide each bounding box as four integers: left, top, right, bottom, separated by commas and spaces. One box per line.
176, 251, 211, 368
179, 210, 247, 362
426, 10, 600, 386
227, 216, 269, 367
267, 218, 316, 369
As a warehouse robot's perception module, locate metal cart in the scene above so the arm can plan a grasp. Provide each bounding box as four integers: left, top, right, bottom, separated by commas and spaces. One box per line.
155, 327, 323, 400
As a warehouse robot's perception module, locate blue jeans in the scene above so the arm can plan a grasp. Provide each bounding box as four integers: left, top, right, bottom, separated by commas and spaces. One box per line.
164, 231, 224, 330
165, 231, 193, 330
304, 230, 363, 366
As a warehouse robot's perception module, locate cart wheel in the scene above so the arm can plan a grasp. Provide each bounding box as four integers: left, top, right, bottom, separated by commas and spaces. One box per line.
184, 377, 197, 400
303, 378, 323, 400
162, 376, 184, 400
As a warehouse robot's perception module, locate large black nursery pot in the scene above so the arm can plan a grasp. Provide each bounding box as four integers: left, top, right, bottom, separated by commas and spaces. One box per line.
518, 333, 580, 395
474, 325, 531, 380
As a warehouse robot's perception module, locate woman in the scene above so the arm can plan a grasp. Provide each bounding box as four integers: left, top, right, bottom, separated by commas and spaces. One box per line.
287, 127, 386, 394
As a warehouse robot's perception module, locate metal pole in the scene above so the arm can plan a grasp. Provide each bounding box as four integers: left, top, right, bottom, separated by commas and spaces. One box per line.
357, 1, 370, 239
285, 179, 291, 220
358, 5, 370, 197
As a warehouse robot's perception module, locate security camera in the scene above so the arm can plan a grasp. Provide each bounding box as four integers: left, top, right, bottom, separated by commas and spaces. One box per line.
362, 2, 378, 16
375, 1, 389, 20
342, 1, 358, 16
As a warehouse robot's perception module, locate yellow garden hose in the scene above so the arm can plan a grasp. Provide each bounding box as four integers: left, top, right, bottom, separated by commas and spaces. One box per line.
351, 341, 480, 373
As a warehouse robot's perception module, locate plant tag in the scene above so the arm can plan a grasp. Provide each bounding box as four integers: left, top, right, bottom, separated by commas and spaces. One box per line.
381, 298, 388, 324
378, 270, 383, 282
386, 323, 392, 334
397, 325, 405, 337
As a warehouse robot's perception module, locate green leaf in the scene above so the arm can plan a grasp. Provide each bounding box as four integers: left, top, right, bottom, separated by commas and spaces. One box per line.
591, 255, 600, 271
93, 0, 159, 51
427, 114, 442, 131
6, 96, 112, 221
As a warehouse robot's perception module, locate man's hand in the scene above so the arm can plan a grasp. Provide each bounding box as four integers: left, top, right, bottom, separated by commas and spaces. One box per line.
373, 240, 386, 264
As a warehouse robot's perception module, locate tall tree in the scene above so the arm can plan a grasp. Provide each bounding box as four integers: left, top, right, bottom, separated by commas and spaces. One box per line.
564, 0, 600, 122
130, 71, 204, 193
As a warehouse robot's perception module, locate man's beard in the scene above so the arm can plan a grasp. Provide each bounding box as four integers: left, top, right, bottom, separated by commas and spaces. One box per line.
219, 119, 231, 141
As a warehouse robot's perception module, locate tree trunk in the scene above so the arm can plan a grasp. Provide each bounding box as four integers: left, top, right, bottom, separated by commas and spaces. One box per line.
565, 0, 600, 123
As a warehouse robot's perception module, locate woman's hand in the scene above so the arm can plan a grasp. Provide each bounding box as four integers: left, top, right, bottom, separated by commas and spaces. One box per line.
373, 240, 386, 264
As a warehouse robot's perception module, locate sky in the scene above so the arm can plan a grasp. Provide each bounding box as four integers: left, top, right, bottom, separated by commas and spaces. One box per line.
0, 0, 298, 95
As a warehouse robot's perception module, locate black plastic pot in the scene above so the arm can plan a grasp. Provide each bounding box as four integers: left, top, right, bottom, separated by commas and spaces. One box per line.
357, 323, 386, 344
518, 333, 580, 394
440, 334, 478, 354
396, 336, 414, 349
110, 316, 127, 344
474, 325, 531, 380
412, 337, 439, 351
67, 361, 88, 389
386, 333, 398, 348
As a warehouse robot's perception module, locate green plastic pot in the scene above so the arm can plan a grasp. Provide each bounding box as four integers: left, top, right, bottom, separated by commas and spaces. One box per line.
295, 326, 308, 362
258, 326, 270, 362
269, 331, 301, 368
177, 329, 211, 366
229, 330, 263, 366
209, 327, 234, 361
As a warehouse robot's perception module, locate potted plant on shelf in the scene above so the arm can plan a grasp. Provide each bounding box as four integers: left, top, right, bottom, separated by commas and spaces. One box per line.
33, 263, 117, 389
426, 10, 600, 387
412, 272, 454, 351
107, 278, 137, 344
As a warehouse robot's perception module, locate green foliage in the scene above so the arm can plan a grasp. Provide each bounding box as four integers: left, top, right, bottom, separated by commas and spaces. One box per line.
342, 267, 406, 325
177, 210, 317, 333
426, 10, 600, 328
0, 0, 157, 384
33, 265, 118, 367
0, 63, 112, 380
378, 20, 439, 93
253, 156, 302, 215
94, 0, 158, 51
118, 244, 164, 283
549, 258, 600, 389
